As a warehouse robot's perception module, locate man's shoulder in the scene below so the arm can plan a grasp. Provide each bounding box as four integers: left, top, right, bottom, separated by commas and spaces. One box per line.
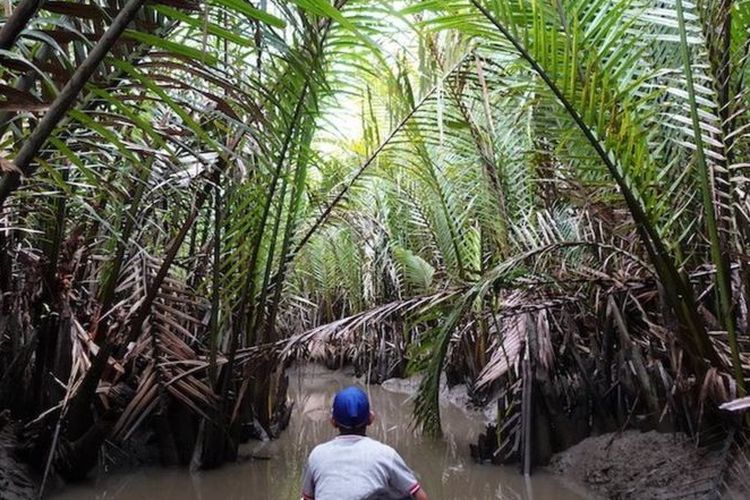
307, 437, 351, 459
364, 437, 394, 449
308, 440, 333, 459
309, 436, 395, 456
360, 437, 399, 458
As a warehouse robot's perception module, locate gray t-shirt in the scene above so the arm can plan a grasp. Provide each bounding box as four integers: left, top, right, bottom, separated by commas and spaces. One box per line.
301, 435, 421, 500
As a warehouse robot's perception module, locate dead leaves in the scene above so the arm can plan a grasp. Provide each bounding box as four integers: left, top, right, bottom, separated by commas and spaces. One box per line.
0, 156, 21, 174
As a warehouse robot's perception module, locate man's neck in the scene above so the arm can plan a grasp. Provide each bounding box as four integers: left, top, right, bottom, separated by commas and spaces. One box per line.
338, 428, 367, 437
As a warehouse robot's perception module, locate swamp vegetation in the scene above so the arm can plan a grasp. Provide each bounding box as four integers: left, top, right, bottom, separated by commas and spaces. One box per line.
2, 0, 750, 497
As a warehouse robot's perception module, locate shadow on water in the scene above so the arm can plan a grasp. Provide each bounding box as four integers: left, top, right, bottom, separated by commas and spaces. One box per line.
52, 365, 588, 500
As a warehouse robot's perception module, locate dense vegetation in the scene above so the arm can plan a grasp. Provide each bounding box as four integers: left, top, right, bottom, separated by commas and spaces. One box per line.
2, 0, 750, 493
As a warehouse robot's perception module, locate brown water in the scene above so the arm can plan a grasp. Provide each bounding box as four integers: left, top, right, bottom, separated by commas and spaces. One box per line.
53, 365, 588, 500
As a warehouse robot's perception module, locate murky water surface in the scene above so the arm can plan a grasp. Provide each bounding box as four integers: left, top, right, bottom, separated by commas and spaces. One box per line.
54, 365, 587, 499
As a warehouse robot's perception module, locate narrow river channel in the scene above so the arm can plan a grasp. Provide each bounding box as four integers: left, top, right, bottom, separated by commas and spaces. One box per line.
53, 365, 588, 500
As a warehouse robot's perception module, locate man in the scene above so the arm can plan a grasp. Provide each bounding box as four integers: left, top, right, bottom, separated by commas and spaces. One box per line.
301, 386, 429, 500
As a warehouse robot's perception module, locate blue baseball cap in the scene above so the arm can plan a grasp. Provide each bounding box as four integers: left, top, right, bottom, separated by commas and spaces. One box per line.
332, 386, 370, 428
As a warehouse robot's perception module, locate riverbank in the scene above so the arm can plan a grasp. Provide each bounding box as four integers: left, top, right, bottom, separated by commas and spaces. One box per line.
381, 372, 497, 423
549, 430, 729, 499
0, 413, 36, 500
381, 372, 742, 500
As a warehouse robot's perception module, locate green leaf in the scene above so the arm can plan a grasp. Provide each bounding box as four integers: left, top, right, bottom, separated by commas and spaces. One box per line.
209, 0, 286, 28
393, 246, 435, 291
123, 29, 219, 65
288, 0, 378, 52
152, 5, 255, 47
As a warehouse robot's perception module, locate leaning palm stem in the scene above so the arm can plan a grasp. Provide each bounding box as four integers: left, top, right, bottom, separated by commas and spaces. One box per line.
292, 86, 438, 257
468, 0, 717, 370
0, 0, 44, 50
0, 0, 147, 207
125, 175, 215, 344
675, 0, 744, 391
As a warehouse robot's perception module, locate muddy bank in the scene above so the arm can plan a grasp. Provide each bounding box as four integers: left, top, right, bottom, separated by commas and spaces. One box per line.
381, 373, 497, 423
382, 373, 741, 499
0, 415, 37, 500
549, 430, 728, 499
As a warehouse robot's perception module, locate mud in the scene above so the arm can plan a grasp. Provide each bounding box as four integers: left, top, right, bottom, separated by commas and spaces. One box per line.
0, 415, 36, 500
549, 430, 725, 499
383, 374, 733, 499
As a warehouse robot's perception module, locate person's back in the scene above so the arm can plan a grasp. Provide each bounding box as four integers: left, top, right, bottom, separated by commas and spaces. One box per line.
301, 386, 428, 500
304, 435, 421, 500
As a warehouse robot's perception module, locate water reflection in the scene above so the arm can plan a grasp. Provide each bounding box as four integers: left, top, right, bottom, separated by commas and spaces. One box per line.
53, 365, 587, 500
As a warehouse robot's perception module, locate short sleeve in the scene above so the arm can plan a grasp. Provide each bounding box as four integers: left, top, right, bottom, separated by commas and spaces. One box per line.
301, 459, 315, 499
387, 450, 421, 497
